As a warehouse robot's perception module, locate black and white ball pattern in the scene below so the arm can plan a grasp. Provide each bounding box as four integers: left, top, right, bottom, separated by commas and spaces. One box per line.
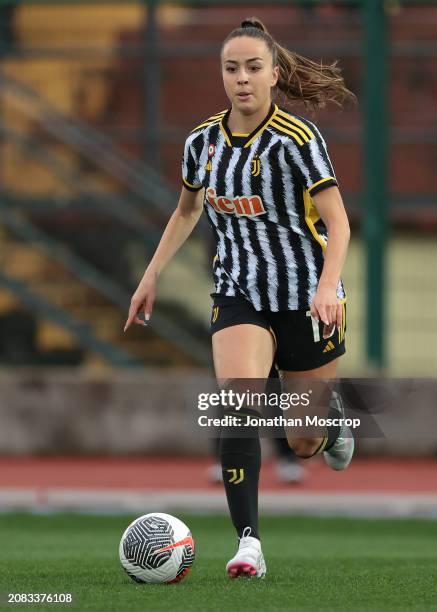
119, 513, 195, 584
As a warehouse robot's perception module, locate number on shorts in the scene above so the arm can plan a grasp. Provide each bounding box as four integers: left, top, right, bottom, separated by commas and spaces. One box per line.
306, 310, 320, 342
306, 310, 336, 343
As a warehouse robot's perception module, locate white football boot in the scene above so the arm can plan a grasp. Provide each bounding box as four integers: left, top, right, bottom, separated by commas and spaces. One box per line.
323, 390, 355, 471
226, 527, 266, 578
276, 459, 305, 484
207, 462, 223, 484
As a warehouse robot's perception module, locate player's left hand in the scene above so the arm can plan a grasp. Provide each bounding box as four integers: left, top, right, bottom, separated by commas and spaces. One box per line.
310, 284, 342, 336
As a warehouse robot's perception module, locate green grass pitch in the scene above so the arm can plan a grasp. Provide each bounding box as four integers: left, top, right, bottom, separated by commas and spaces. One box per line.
0, 513, 436, 611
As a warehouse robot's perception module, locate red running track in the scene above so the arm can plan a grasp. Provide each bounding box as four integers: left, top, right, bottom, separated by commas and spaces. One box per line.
0, 457, 435, 493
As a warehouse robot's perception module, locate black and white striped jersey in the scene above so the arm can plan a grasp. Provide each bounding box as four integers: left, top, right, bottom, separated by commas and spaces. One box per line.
182, 101, 346, 312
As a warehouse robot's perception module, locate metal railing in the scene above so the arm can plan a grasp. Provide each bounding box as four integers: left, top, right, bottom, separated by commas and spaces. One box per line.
0, 72, 206, 271
0, 73, 211, 365
0, 201, 211, 365
0, 271, 142, 367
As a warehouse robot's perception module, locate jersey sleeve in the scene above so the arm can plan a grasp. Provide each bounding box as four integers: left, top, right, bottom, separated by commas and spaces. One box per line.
181, 134, 203, 192
285, 123, 339, 196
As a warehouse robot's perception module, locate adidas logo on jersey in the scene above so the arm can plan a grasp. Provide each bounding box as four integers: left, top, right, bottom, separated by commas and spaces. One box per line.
206, 187, 266, 217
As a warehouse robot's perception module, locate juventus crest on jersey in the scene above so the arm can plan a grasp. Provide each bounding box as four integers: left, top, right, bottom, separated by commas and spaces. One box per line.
182, 101, 346, 312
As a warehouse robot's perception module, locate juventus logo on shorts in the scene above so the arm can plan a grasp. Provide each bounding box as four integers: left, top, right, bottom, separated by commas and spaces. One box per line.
251, 155, 261, 177
212, 306, 219, 323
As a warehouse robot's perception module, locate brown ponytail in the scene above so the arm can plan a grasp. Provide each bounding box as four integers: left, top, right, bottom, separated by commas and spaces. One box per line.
222, 17, 357, 112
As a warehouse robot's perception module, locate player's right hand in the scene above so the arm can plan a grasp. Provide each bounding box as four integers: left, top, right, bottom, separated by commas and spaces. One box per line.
123, 272, 157, 332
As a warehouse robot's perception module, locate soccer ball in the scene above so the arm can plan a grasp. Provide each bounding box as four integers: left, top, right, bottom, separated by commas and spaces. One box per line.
119, 512, 195, 584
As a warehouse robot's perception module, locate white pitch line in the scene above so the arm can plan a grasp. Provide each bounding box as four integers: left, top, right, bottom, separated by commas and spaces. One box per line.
0, 489, 436, 518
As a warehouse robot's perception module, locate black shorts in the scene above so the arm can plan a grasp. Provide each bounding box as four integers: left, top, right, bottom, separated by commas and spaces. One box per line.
210, 294, 346, 372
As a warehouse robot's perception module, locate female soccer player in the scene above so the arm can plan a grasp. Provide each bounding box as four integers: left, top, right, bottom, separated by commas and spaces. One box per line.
124, 17, 357, 579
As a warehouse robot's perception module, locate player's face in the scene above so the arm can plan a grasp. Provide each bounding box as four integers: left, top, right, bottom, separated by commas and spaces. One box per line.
221, 37, 279, 114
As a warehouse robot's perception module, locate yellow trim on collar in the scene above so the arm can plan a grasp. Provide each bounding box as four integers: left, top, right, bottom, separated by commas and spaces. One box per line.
244, 103, 279, 148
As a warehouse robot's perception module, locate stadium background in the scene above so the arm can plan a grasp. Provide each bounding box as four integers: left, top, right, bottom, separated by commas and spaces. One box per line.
0, 1, 436, 608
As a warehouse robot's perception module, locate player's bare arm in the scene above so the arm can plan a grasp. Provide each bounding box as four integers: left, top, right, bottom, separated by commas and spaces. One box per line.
124, 186, 205, 331
310, 185, 350, 332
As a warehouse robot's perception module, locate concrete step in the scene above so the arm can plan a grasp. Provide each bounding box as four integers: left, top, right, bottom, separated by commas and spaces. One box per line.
37, 320, 77, 351
0, 232, 204, 367
15, 4, 144, 49
0, 243, 61, 279
34, 282, 110, 308
0, 288, 20, 314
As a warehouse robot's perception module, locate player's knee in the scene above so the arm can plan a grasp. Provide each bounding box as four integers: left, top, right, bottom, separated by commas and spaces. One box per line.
288, 437, 321, 459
